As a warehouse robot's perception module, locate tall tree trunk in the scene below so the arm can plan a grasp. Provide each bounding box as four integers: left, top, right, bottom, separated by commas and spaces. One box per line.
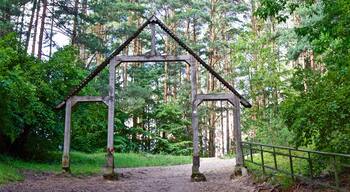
25, 0, 37, 52
164, 63, 168, 102
250, 0, 258, 121
18, 5, 26, 43
49, 0, 55, 57
173, 66, 177, 99
79, 0, 88, 61
71, 0, 79, 45
207, 0, 218, 157
37, 0, 48, 59
31, 0, 41, 55
185, 19, 190, 81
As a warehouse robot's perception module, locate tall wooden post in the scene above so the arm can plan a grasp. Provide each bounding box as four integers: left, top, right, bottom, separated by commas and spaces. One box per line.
233, 97, 243, 166
150, 23, 156, 56
62, 98, 72, 172
230, 96, 246, 178
189, 57, 206, 182
103, 59, 118, 179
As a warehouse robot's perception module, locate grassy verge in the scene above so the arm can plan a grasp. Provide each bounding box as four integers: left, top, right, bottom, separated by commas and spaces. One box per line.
245, 149, 350, 191
0, 152, 191, 185
0, 163, 24, 184
244, 151, 309, 189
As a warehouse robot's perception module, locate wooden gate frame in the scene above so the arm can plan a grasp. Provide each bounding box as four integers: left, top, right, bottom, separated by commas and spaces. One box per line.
56, 15, 251, 180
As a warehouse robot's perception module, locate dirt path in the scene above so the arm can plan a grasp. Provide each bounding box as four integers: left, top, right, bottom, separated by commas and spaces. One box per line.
1, 158, 260, 192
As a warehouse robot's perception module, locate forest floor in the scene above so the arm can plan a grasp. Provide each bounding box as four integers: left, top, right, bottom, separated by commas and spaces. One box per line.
0, 158, 266, 192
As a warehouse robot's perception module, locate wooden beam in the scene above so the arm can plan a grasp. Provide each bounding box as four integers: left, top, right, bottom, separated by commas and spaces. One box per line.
70, 96, 110, 106
233, 96, 243, 166
196, 93, 235, 101
195, 93, 237, 107
190, 57, 200, 173
115, 55, 192, 63
103, 59, 116, 178
62, 98, 72, 172
150, 23, 156, 56
107, 60, 116, 151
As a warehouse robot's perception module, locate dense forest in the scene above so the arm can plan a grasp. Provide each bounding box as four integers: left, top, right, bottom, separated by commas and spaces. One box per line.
0, 0, 349, 161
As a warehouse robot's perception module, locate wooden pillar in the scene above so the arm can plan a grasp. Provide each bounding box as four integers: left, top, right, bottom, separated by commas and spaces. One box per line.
103, 59, 118, 179
189, 57, 206, 182
150, 23, 156, 56
190, 58, 199, 173
226, 103, 230, 153
233, 96, 243, 166
62, 98, 72, 172
228, 96, 246, 179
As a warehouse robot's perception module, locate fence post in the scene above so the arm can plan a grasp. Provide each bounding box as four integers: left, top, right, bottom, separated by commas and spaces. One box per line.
260, 145, 265, 174
289, 149, 294, 180
241, 142, 245, 166
308, 152, 313, 178
333, 155, 340, 189
250, 143, 253, 162
273, 146, 277, 170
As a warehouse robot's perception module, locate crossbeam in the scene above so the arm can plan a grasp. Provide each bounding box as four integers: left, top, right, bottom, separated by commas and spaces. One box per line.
115, 55, 192, 63
195, 93, 238, 106
196, 93, 236, 101
71, 96, 109, 104
57, 96, 110, 108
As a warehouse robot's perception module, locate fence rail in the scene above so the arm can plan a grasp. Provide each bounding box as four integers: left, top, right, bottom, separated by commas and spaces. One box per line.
241, 141, 350, 192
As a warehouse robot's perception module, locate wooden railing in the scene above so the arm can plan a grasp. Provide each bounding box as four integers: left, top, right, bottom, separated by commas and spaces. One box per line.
241, 141, 350, 192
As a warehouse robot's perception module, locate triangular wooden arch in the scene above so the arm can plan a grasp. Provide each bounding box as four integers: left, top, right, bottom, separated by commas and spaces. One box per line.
56, 15, 251, 109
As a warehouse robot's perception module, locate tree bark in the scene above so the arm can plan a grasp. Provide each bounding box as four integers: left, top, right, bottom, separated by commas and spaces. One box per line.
71, 0, 79, 45
49, 0, 55, 57
207, 0, 218, 157
164, 63, 168, 102
37, 0, 48, 59
79, 0, 88, 61
31, 0, 41, 55
18, 5, 26, 43
25, 0, 37, 52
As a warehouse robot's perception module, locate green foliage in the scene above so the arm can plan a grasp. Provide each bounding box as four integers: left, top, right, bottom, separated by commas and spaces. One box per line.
154, 102, 191, 155
282, 68, 350, 153
0, 0, 23, 36
231, 28, 293, 146
280, 0, 350, 153
0, 34, 87, 158
71, 103, 108, 153
255, 0, 308, 23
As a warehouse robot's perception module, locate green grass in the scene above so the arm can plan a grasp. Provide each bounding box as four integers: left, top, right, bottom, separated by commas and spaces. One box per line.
244, 150, 309, 189
0, 152, 191, 185
0, 163, 24, 184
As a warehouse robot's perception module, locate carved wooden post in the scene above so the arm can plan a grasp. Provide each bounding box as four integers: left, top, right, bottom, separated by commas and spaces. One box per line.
62, 98, 72, 172
189, 57, 206, 182
230, 96, 246, 178
234, 96, 243, 166
150, 23, 156, 56
103, 59, 118, 179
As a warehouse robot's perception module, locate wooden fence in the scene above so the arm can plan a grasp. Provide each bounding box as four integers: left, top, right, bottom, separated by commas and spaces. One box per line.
241, 141, 350, 191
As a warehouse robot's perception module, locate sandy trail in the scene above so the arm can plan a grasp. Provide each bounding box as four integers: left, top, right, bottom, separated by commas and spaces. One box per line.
0, 158, 259, 192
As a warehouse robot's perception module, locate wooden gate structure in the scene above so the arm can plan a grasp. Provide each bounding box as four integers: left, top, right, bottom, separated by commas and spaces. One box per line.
56, 15, 251, 181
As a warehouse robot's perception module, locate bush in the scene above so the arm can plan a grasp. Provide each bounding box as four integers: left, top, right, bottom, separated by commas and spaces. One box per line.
0, 34, 86, 159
